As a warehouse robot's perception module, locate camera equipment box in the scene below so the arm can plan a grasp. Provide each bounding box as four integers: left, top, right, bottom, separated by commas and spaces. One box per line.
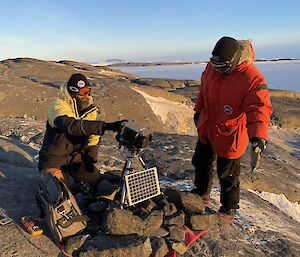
117, 121, 152, 150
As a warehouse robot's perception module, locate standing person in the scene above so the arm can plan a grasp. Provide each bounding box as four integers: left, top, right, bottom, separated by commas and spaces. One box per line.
192, 37, 272, 222
38, 73, 126, 186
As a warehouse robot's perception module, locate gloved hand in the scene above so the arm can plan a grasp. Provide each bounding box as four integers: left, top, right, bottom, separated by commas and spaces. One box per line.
103, 120, 127, 132
250, 138, 266, 172
194, 112, 199, 127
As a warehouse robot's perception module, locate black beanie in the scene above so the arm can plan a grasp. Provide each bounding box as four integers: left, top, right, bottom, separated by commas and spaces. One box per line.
67, 73, 91, 94
211, 36, 241, 64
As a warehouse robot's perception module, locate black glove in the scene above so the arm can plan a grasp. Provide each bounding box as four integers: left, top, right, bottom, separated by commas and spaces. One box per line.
250, 137, 266, 172
103, 120, 127, 132
194, 112, 199, 127
250, 137, 266, 152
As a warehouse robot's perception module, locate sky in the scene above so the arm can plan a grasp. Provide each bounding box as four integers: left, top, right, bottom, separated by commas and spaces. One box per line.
1, 0, 300, 63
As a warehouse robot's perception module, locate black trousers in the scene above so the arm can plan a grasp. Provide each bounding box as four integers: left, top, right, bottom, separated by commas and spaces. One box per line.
192, 140, 241, 209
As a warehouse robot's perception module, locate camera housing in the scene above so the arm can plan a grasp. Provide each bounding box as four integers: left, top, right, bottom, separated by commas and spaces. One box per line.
116, 121, 152, 151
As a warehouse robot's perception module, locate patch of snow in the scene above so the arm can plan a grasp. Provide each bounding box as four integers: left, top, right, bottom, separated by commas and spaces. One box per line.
268, 126, 300, 161
156, 177, 300, 248
163, 145, 174, 150
160, 178, 194, 191
249, 190, 300, 223
131, 87, 194, 124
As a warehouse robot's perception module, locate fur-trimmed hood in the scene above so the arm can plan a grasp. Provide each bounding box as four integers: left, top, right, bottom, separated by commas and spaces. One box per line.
237, 39, 255, 71
57, 83, 95, 118
59, 82, 74, 106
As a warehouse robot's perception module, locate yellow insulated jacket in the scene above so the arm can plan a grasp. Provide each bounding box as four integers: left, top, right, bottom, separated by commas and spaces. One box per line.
38, 83, 104, 172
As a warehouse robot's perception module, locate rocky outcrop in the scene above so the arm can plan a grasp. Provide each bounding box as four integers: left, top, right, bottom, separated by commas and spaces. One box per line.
270, 90, 300, 128
0, 58, 195, 135
78, 234, 152, 257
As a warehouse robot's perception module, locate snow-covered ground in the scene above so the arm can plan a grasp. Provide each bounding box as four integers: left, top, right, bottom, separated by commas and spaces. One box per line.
161, 178, 300, 225
160, 178, 300, 253
131, 87, 195, 134
249, 190, 300, 223
114, 60, 300, 92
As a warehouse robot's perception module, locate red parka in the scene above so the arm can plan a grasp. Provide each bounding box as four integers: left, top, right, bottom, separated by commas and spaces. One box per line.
194, 40, 272, 159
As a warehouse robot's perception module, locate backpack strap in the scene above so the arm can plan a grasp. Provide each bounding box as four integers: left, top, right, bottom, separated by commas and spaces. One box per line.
68, 215, 89, 223
57, 213, 89, 228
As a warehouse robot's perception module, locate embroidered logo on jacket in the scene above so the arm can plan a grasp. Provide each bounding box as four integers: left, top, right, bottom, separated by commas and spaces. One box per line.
224, 105, 233, 115
77, 80, 85, 88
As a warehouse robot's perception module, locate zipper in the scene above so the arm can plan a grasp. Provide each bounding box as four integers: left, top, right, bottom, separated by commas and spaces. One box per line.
80, 106, 98, 119
235, 129, 239, 150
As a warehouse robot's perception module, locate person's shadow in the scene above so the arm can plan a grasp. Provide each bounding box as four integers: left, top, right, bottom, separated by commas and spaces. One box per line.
0, 138, 62, 256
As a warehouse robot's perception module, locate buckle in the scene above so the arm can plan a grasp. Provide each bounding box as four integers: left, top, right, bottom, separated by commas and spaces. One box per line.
57, 204, 70, 220
57, 205, 65, 215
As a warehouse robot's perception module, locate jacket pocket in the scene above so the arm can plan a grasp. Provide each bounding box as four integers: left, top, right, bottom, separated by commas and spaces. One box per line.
212, 119, 239, 152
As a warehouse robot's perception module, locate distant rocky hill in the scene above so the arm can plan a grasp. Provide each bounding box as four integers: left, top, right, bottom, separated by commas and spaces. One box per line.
0, 58, 299, 257
0, 58, 197, 134
109, 61, 201, 67
1, 58, 299, 131
108, 58, 300, 67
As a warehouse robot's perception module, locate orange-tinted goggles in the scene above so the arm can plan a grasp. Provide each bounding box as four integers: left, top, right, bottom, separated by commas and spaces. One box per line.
210, 59, 233, 73
78, 87, 91, 96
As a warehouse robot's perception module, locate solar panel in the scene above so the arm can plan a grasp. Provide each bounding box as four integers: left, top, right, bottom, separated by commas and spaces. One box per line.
124, 167, 161, 206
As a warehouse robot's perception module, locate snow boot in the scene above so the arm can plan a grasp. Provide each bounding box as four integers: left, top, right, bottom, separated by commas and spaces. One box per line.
218, 206, 236, 224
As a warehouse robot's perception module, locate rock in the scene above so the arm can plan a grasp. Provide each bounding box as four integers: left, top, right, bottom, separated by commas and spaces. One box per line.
78, 234, 152, 257
163, 188, 183, 208
102, 208, 163, 237
167, 225, 185, 241
164, 211, 185, 227
138, 199, 157, 212
150, 237, 169, 257
101, 207, 143, 235
190, 214, 219, 230
181, 192, 205, 214
64, 234, 90, 255
151, 194, 170, 210
168, 240, 187, 255
163, 189, 205, 214
151, 227, 169, 237
101, 171, 122, 183
87, 201, 109, 213
97, 179, 119, 196
163, 202, 177, 216
96, 179, 119, 201
142, 210, 164, 236
97, 189, 118, 201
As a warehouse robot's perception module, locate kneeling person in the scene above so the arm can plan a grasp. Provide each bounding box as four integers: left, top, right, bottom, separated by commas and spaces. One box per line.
38, 73, 125, 186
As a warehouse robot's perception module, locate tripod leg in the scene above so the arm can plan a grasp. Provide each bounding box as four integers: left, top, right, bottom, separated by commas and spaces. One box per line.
120, 159, 131, 209
120, 184, 126, 209
138, 156, 146, 169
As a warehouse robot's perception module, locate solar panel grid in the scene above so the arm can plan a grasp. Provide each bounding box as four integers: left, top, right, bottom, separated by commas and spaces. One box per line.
125, 167, 161, 205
